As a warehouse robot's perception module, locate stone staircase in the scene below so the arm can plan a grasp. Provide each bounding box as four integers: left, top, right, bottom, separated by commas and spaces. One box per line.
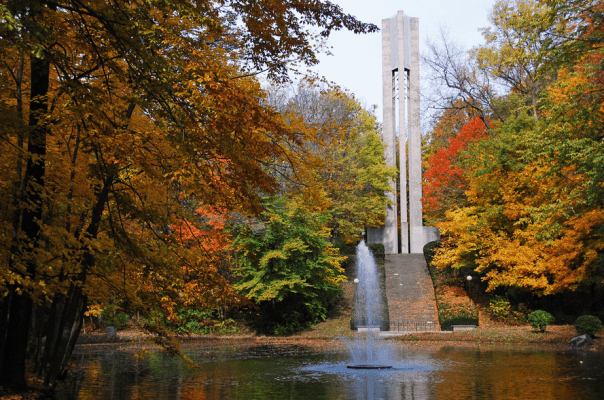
384, 254, 441, 331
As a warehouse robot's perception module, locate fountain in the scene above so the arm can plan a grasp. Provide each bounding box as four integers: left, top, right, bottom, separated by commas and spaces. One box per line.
346, 241, 393, 369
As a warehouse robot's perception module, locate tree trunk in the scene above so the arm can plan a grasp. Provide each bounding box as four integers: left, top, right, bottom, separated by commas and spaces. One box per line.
0, 51, 50, 389
36, 174, 114, 386
0, 292, 11, 366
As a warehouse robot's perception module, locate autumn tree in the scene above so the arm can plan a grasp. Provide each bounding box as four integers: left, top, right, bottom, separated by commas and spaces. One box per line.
433, 116, 604, 295
423, 117, 488, 224
424, 1, 556, 128
423, 30, 500, 129
0, 0, 377, 389
228, 84, 394, 333
428, 0, 604, 303
472, 0, 556, 119
268, 83, 397, 246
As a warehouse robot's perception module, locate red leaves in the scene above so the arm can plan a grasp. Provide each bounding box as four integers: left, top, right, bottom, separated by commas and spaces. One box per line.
423, 118, 488, 215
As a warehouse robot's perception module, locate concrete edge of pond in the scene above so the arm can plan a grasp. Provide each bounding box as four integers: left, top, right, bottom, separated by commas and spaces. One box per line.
378, 331, 451, 338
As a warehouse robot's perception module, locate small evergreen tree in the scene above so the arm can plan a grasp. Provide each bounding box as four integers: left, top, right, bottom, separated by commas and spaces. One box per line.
528, 310, 555, 333
575, 315, 603, 338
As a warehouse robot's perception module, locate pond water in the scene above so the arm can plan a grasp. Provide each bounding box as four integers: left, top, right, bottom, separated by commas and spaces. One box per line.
58, 340, 604, 399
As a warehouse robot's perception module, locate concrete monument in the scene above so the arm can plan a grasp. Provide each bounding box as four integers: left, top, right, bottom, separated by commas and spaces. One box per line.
367, 11, 439, 254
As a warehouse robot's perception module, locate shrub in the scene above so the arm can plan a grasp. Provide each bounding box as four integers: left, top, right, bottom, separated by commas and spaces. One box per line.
233, 197, 345, 334
368, 243, 385, 256
101, 305, 130, 331
528, 310, 555, 332
423, 241, 440, 267
173, 309, 214, 334
489, 296, 512, 321
368, 243, 385, 267
437, 299, 479, 331
574, 315, 603, 338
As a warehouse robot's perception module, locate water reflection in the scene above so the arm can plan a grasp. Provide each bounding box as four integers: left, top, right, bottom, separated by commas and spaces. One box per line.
58, 342, 604, 400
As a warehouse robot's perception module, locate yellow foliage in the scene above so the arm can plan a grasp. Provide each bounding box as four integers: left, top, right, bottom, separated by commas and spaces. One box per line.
434, 159, 604, 295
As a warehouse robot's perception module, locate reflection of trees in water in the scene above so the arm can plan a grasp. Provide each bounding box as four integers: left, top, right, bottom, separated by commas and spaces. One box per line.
350, 374, 433, 400
432, 347, 604, 400
58, 345, 604, 399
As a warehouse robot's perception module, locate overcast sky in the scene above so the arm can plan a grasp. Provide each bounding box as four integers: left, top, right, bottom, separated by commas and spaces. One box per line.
309, 0, 497, 122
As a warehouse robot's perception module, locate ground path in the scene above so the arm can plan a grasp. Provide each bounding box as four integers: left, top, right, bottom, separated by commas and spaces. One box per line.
384, 254, 441, 331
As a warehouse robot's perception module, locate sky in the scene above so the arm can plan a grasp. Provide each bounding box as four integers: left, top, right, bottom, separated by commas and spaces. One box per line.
310, 0, 497, 122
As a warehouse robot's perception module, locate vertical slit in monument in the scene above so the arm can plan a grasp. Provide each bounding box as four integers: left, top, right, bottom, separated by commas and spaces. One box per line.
403, 68, 411, 253
393, 68, 401, 254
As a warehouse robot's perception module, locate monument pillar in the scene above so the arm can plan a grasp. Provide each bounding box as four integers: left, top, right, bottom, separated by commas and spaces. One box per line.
368, 11, 440, 254
380, 16, 398, 255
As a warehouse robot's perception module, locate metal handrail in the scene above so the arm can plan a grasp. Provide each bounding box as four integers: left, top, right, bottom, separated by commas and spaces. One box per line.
388, 321, 438, 332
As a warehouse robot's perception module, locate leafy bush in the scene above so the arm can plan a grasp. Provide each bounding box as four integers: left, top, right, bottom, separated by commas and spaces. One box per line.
489, 296, 512, 321
173, 309, 213, 334
423, 241, 440, 268
368, 243, 385, 257
142, 308, 239, 335
574, 315, 603, 338
437, 299, 479, 331
233, 197, 346, 334
101, 305, 130, 331
487, 295, 529, 324
528, 310, 555, 332
424, 241, 478, 330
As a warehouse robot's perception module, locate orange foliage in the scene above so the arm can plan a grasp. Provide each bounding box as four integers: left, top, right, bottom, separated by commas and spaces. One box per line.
434, 161, 604, 295
423, 117, 488, 218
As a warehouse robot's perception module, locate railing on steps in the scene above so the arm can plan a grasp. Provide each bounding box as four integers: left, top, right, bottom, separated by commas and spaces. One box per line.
389, 321, 439, 332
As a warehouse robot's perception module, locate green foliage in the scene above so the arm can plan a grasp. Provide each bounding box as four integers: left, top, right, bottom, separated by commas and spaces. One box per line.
233, 197, 346, 334
183, 319, 239, 335
528, 310, 555, 332
424, 243, 479, 331
437, 303, 479, 331
171, 309, 214, 335
142, 308, 240, 335
574, 315, 603, 338
489, 296, 513, 321
368, 243, 385, 267
102, 305, 130, 331
423, 241, 440, 268
368, 243, 385, 256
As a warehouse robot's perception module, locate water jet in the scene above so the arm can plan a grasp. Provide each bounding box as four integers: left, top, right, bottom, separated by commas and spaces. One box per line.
346, 241, 394, 369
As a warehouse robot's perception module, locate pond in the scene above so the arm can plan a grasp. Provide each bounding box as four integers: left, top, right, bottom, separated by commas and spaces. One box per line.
58, 339, 604, 399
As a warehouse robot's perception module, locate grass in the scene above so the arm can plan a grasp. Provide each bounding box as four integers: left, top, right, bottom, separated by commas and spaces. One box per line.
394, 325, 582, 345
291, 281, 355, 339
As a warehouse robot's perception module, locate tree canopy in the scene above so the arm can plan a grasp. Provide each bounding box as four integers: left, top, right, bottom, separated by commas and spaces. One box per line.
424, 0, 604, 301
0, 0, 378, 389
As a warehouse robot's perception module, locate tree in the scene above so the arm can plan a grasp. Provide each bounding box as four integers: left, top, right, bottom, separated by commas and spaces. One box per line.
472, 0, 555, 119
0, 0, 377, 389
428, 0, 604, 301
423, 101, 479, 160
423, 117, 488, 224
269, 83, 397, 246
423, 30, 500, 129
232, 196, 346, 334
432, 115, 604, 296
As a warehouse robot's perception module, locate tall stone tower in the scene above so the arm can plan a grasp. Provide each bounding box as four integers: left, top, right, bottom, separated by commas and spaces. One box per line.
367, 11, 439, 254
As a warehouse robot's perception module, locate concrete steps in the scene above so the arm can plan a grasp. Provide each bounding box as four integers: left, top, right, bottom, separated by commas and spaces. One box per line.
384, 254, 441, 331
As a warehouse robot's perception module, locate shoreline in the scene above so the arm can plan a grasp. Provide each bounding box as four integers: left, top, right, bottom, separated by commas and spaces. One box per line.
74, 324, 603, 350
2, 325, 601, 399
